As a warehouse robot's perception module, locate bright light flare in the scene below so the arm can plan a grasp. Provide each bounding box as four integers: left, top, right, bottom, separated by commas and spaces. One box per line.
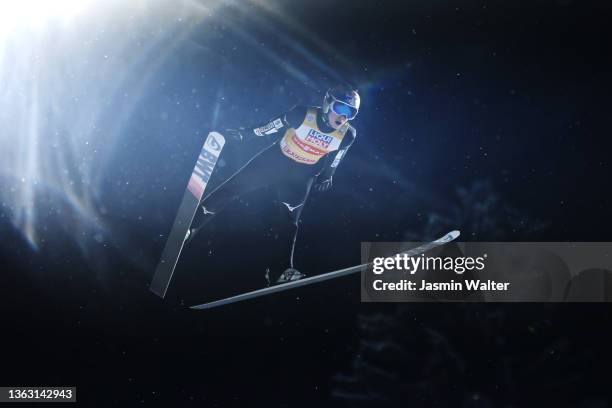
0, 0, 94, 33
0, 0, 216, 252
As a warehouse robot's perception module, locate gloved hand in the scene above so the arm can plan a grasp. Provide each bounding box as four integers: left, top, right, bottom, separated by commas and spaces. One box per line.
314, 177, 333, 192
225, 128, 245, 142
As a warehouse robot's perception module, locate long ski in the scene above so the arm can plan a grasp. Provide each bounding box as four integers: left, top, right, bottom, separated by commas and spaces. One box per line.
150, 132, 226, 298
190, 230, 460, 310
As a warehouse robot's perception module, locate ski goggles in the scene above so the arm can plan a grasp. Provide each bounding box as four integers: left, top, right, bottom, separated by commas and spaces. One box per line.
331, 100, 358, 120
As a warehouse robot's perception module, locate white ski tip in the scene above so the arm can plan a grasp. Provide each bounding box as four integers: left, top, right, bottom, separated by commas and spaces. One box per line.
434, 230, 460, 244
447, 230, 460, 240
209, 131, 226, 143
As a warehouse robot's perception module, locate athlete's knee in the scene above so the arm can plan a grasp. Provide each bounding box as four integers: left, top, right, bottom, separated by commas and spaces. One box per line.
280, 201, 304, 223
200, 205, 216, 215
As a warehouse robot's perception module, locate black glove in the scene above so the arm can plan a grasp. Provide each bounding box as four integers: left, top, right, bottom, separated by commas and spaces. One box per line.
314, 177, 333, 192
225, 128, 245, 142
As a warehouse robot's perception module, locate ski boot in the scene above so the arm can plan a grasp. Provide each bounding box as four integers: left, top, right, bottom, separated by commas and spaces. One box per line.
184, 227, 199, 244
276, 268, 306, 284
184, 206, 216, 244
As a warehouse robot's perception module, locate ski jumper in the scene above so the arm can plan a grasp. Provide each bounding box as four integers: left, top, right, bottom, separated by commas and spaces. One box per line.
196, 105, 356, 278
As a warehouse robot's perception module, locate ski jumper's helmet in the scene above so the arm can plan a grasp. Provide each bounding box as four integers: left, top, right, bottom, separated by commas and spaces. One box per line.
322, 84, 360, 121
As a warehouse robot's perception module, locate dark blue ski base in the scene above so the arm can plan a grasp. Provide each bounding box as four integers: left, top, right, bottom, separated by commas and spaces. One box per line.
191, 230, 460, 310
150, 132, 225, 298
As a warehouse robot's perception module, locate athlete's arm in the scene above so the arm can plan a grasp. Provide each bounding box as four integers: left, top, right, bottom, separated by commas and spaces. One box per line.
226, 106, 306, 142
314, 126, 356, 192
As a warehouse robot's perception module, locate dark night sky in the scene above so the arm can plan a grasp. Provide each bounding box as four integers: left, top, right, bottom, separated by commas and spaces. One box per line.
1, 0, 612, 406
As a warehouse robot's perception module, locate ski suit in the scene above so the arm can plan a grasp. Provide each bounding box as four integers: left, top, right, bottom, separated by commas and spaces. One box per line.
197, 105, 356, 279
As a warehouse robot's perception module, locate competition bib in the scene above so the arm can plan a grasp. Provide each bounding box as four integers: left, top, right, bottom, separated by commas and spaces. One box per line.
279, 107, 349, 164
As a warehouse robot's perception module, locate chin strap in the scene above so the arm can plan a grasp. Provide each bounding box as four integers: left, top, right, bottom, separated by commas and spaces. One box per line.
321, 111, 329, 126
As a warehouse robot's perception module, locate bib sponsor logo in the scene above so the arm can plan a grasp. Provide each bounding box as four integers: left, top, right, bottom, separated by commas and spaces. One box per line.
292, 135, 326, 156
281, 143, 317, 164
304, 128, 333, 148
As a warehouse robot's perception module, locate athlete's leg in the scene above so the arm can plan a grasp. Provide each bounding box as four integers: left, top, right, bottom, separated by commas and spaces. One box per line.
189, 143, 281, 237
267, 176, 315, 282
